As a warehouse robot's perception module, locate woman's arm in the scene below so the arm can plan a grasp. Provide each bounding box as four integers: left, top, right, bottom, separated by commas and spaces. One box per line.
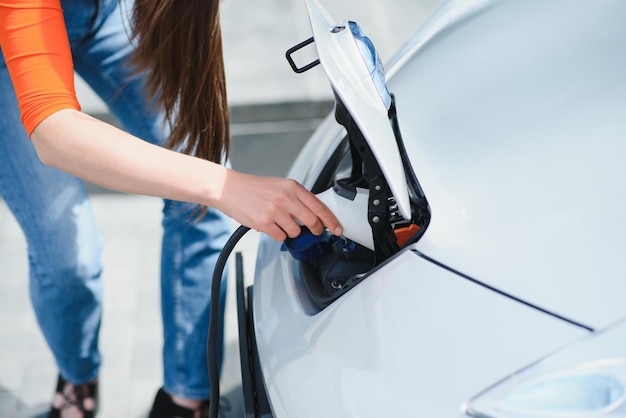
2, 0, 342, 240
32, 109, 342, 241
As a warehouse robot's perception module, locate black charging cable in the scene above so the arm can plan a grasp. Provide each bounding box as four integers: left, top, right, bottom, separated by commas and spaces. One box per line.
207, 224, 251, 418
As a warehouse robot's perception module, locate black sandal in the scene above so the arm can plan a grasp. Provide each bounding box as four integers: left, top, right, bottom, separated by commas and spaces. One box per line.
48, 374, 98, 418
148, 388, 209, 418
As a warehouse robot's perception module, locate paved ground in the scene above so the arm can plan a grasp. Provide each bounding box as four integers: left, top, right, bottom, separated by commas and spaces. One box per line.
0, 0, 442, 417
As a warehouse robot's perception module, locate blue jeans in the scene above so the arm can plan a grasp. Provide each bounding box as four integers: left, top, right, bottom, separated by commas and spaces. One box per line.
0, 0, 230, 399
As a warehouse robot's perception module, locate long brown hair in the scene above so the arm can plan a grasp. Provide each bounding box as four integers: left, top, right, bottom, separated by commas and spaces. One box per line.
130, 0, 230, 164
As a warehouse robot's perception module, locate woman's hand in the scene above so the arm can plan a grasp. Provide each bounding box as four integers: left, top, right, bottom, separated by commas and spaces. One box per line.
217, 169, 343, 242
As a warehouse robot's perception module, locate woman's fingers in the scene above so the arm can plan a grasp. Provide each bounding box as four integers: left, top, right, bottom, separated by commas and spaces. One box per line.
295, 187, 342, 236
219, 170, 343, 241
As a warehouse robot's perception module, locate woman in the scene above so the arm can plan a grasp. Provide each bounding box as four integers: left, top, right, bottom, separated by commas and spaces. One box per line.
0, 0, 341, 417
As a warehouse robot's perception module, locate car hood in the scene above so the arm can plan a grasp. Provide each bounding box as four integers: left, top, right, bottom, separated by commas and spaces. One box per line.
388, 0, 626, 329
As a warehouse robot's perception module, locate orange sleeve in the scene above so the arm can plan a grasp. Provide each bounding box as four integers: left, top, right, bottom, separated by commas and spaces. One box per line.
0, 0, 80, 136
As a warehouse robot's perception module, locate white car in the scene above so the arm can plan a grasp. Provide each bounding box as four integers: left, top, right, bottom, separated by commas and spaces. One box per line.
234, 0, 626, 416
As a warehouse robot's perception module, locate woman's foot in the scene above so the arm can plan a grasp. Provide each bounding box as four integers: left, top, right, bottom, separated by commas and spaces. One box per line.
48, 374, 98, 418
148, 388, 209, 418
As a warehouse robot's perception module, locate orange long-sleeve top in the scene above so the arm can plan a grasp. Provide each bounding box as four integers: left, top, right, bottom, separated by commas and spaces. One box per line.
0, 0, 80, 136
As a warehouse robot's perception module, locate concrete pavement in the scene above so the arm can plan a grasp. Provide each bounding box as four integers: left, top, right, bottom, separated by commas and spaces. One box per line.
0, 0, 443, 417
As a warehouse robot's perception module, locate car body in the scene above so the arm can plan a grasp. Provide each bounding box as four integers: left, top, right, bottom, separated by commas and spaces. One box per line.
236, 0, 626, 416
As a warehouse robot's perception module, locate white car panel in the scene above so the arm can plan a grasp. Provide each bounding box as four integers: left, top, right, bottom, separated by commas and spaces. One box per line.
252, 241, 589, 417
244, 1, 626, 417
386, 0, 626, 329
306, 0, 412, 220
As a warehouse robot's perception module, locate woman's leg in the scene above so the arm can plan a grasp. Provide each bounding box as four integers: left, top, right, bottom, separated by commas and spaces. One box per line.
0, 54, 103, 386
71, 0, 232, 401
159, 200, 230, 400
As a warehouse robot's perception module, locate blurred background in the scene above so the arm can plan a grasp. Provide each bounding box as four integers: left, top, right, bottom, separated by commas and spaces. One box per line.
0, 0, 443, 416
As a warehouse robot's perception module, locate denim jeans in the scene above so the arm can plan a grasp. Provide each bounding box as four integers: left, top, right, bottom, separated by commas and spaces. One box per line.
0, 0, 230, 400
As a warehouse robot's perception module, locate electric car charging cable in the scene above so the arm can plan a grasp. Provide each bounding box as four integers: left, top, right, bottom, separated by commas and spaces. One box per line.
207, 224, 250, 418
206, 223, 330, 418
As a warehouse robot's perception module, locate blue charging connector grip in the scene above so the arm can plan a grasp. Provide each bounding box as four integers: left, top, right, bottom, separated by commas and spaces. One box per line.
282, 227, 357, 262
282, 227, 328, 261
